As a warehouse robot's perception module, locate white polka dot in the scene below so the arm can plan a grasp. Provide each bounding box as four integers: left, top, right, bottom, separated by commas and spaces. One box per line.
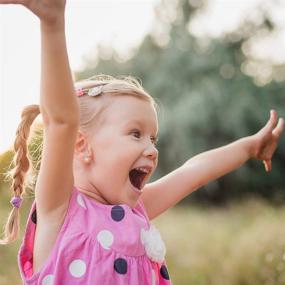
42, 274, 54, 285
77, 195, 86, 209
97, 230, 114, 249
152, 269, 157, 285
69, 259, 86, 278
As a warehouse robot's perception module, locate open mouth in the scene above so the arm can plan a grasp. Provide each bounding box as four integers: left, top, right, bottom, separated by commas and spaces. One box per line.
129, 167, 150, 191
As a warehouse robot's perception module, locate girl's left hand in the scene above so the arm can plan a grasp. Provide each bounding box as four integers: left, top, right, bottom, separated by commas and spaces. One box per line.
251, 110, 284, 172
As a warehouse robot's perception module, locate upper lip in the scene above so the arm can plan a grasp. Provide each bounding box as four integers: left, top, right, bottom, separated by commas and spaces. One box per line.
133, 165, 153, 174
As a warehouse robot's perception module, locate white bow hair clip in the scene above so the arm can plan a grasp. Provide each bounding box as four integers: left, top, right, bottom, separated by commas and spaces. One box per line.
76, 85, 105, 97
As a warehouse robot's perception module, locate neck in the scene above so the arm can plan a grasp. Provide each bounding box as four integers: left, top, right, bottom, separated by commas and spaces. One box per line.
75, 185, 109, 205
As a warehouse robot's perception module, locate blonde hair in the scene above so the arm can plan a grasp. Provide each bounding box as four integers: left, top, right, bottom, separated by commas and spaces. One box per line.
0, 74, 157, 245
76, 74, 158, 135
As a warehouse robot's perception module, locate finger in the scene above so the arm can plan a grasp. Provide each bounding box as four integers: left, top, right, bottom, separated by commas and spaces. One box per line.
269, 109, 278, 129
273, 117, 285, 138
263, 110, 278, 133
263, 160, 272, 172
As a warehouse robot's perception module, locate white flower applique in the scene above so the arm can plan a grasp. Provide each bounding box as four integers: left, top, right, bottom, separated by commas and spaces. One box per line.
141, 224, 166, 263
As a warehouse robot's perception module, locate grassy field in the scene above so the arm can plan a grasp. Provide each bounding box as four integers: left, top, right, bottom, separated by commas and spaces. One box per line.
1, 195, 285, 285
154, 199, 285, 285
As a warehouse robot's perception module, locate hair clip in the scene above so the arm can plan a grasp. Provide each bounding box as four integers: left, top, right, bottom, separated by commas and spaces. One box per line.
76, 85, 104, 97
88, 85, 104, 96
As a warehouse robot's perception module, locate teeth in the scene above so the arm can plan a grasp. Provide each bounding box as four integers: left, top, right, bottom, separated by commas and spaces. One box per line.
135, 167, 150, 174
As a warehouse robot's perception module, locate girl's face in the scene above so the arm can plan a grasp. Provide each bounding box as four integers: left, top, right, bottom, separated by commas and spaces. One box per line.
87, 96, 159, 207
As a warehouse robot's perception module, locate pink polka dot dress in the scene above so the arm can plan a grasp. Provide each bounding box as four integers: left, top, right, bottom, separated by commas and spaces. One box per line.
18, 186, 172, 284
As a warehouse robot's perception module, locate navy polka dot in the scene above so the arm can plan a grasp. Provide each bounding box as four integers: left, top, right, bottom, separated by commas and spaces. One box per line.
160, 265, 170, 280
114, 258, 127, 274
111, 206, 125, 222
31, 209, 37, 224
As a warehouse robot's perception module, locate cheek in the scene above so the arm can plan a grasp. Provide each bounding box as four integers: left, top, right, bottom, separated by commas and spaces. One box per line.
94, 136, 139, 168
98, 148, 128, 172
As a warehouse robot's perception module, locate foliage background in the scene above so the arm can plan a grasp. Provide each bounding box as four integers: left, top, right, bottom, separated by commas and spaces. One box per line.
77, 0, 285, 205
0, 0, 284, 284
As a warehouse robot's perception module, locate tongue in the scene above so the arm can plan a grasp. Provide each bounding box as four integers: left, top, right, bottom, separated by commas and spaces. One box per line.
129, 169, 146, 190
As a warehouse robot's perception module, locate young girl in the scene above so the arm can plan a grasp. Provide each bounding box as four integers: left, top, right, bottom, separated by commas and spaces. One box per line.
0, 0, 284, 284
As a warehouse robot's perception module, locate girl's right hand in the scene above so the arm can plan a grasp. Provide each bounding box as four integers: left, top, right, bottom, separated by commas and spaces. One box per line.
0, 0, 66, 26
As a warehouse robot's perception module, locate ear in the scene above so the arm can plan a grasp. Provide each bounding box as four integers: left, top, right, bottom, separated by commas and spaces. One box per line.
74, 131, 93, 162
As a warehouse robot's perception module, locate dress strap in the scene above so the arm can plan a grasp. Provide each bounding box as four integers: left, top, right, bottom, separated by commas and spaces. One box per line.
134, 198, 150, 223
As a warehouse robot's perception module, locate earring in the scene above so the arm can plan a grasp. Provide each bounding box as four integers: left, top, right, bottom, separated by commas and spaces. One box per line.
84, 155, 91, 163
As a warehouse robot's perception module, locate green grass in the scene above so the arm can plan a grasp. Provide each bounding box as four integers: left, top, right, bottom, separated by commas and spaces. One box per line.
1, 194, 285, 285
153, 199, 285, 285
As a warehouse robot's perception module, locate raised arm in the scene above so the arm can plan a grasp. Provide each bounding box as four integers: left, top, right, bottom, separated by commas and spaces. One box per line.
39, 2, 79, 124
1, 0, 79, 217
37, 1, 79, 219
142, 110, 284, 220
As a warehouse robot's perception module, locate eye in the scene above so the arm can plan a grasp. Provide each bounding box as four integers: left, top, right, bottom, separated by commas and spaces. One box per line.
131, 129, 141, 138
151, 136, 158, 146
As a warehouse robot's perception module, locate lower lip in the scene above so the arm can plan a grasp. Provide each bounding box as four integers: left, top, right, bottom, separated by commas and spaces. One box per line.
128, 179, 143, 195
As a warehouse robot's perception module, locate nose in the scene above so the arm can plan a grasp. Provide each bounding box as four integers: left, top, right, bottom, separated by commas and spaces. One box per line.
143, 143, 159, 161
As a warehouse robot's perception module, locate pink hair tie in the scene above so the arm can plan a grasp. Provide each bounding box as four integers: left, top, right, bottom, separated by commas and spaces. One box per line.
10, 196, 23, 208
76, 88, 85, 97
